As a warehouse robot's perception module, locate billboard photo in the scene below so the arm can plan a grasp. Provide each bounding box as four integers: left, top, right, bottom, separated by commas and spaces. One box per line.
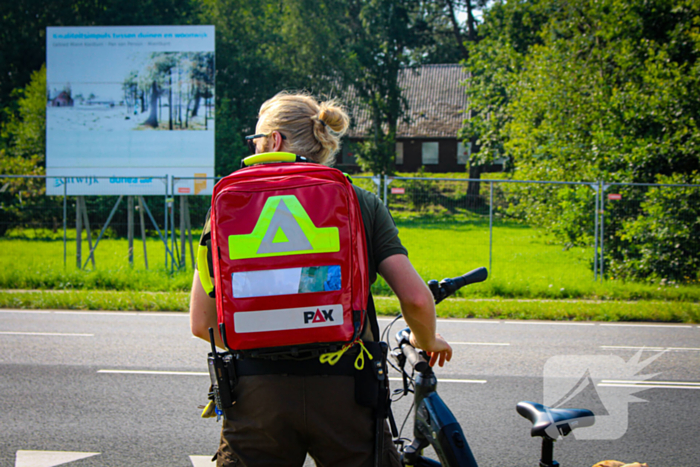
46, 25, 215, 195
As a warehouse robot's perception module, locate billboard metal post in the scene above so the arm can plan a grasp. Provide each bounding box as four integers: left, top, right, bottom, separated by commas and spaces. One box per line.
128, 196, 134, 267
489, 181, 493, 276
186, 199, 194, 268
76, 195, 82, 269
169, 176, 177, 272
164, 176, 169, 270
137, 196, 149, 270
63, 178, 67, 268
180, 196, 187, 268
139, 194, 173, 266
84, 195, 123, 269
80, 197, 95, 268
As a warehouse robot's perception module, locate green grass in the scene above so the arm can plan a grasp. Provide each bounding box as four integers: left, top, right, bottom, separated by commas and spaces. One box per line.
2, 222, 699, 303
2, 290, 697, 323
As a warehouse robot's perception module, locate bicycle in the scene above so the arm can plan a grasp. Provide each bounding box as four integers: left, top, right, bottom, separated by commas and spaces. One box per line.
383, 267, 595, 467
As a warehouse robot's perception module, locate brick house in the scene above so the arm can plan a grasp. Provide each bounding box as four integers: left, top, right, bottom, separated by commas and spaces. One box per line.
338, 64, 503, 174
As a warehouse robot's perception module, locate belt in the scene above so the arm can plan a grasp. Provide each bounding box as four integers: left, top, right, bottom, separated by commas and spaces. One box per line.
234, 349, 360, 377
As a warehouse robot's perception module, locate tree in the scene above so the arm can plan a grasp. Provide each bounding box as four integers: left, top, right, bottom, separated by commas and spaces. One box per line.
0, 66, 56, 236
485, 0, 700, 281
0, 0, 200, 117
344, 0, 432, 175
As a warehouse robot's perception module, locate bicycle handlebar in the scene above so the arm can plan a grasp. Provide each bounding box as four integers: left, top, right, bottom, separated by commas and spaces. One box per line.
396, 328, 430, 372
428, 267, 488, 304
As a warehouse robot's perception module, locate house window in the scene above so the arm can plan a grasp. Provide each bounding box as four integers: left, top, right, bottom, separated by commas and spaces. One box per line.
395, 142, 404, 165
421, 142, 439, 165
457, 142, 471, 165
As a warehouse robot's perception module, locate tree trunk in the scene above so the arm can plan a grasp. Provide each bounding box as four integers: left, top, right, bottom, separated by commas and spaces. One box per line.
143, 81, 159, 128
191, 87, 201, 117
467, 162, 483, 208
445, 0, 469, 61
168, 70, 173, 131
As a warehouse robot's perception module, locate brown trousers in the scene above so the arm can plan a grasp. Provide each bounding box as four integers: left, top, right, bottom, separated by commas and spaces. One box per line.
216, 374, 401, 467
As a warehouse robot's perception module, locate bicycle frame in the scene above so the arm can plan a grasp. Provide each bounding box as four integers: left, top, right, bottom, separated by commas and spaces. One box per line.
389, 267, 594, 467
402, 362, 479, 467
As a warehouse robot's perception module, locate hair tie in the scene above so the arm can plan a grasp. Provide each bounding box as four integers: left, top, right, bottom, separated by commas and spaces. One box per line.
314, 116, 328, 128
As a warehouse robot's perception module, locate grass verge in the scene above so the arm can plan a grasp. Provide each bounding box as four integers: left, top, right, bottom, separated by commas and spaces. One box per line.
2, 290, 698, 323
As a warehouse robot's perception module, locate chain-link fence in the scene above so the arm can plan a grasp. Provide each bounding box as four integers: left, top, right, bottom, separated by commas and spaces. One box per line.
2, 173, 698, 285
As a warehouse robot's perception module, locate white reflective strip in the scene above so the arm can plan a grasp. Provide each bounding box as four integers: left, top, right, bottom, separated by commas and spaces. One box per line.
234, 304, 344, 333
233, 267, 302, 298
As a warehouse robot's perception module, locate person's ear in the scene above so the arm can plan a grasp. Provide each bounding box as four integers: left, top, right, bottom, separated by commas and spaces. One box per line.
271, 131, 284, 152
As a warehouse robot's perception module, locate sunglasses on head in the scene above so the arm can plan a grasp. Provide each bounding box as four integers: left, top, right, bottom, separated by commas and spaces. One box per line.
244, 132, 287, 155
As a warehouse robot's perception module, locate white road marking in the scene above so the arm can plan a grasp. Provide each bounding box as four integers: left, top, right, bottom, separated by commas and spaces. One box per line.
0, 331, 93, 337
389, 377, 486, 384
504, 321, 595, 326
15, 450, 99, 467
98, 369, 208, 376
0, 310, 51, 314
599, 382, 700, 390
55, 311, 139, 316
451, 342, 510, 346
378, 317, 500, 324
601, 345, 700, 352
602, 380, 700, 386
599, 323, 694, 328
189, 455, 216, 467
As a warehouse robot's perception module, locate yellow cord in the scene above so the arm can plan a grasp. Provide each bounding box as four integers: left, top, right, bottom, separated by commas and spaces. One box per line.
319, 339, 374, 370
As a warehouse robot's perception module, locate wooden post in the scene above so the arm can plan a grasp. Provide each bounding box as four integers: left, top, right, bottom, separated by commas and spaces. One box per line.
80, 197, 95, 268
138, 196, 149, 269
76, 196, 82, 269
128, 195, 134, 266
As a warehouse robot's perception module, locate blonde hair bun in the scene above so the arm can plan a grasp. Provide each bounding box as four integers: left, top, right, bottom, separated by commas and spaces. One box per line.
318, 101, 349, 134
259, 92, 350, 166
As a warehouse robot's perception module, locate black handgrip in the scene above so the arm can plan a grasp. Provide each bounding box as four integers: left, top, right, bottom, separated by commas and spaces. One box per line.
454, 267, 488, 287
433, 267, 489, 303
402, 343, 429, 373
395, 328, 429, 372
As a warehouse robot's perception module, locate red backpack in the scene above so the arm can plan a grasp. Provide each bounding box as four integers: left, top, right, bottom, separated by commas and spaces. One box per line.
207, 152, 369, 358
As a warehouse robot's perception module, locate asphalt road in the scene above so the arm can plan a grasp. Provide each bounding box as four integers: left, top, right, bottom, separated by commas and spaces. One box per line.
1, 309, 699, 467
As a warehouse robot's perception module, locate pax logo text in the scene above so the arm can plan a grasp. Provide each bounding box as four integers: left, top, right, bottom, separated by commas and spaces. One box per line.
303, 309, 335, 324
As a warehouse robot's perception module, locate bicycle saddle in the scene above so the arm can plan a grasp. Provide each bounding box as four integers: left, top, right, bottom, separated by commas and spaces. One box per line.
516, 401, 595, 440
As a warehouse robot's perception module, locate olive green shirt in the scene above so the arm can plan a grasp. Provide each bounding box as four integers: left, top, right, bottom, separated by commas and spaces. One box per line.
197, 185, 407, 286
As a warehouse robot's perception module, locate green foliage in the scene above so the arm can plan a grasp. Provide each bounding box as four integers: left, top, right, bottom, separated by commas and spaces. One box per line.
0, 66, 59, 237
608, 174, 700, 282
0, 0, 200, 114
5, 218, 700, 303
465, 0, 700, 281
463, 0, 548, 165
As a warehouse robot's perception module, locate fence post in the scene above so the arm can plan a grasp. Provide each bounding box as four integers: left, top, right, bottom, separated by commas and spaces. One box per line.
592, 181, 599, 281
164, 175, 169, 270
137, 195, 149, 270
76, 195, 82, 269
63, 178, 67, 268
180, 196, 187, 268
81, 197, 95, 268
600, 182, 609, 282
128, 195, 134, 267
383, 174, 388, 205
489, 181, 493, 276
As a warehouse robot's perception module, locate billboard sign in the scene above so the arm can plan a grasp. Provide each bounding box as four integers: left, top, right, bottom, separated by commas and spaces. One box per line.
46, 25, 215, 195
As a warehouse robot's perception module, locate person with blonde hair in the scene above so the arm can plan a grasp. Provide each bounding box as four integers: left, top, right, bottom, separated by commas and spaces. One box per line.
190, 92, 452, 467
